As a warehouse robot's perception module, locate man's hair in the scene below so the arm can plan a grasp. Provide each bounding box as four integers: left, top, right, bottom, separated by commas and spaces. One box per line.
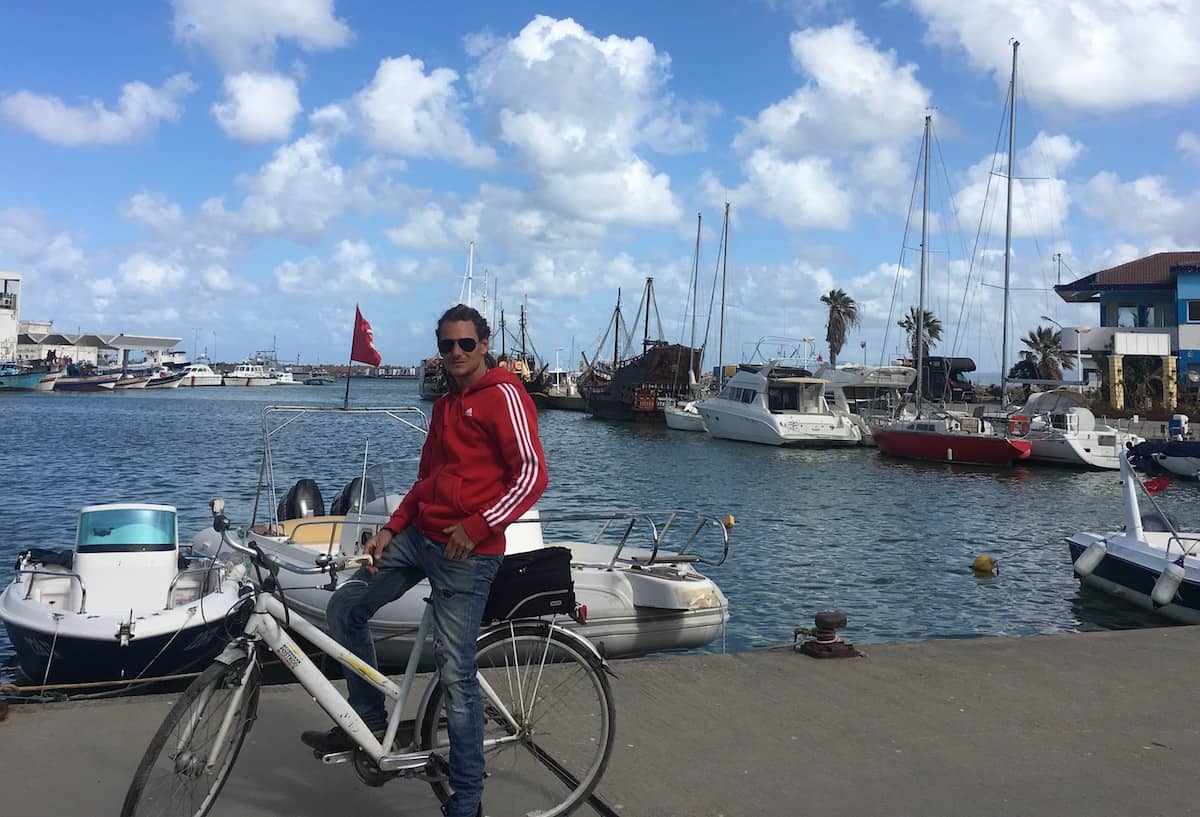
436, 303, 491, 341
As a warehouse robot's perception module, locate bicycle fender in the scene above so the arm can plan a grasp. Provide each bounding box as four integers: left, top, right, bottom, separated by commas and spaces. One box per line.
483, 620, 611, 673
213, 640, 252, 667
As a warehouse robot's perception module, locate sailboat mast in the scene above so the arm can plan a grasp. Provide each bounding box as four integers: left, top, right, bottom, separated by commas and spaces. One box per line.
1000, 41, 1019, 411
690, 212, 701, 372
466, 241, 475, 308
718, 201, 730, 390
643, 278, 652, 349
613, 288, 622, 366
916, 114, 931, 417
520, 298, 527, 361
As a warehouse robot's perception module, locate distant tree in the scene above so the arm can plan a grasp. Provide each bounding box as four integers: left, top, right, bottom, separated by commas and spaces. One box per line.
820, 289, 859, 365
1020, 325, 1074, 380
1007, 351, 1039, 400
897, 307, 943, 360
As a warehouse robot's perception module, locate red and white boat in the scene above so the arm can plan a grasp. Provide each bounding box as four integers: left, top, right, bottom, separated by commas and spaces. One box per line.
873, 414, 1031, 465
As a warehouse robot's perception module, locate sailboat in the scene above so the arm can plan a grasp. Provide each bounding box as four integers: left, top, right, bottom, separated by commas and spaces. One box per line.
874, 57, 1032, 465
665, 209, 718, 433
579, 277, 703, 422
496, 301, 552, 407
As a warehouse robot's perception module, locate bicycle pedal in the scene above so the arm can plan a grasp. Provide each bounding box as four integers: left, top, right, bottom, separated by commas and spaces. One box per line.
318, 750, 353, 765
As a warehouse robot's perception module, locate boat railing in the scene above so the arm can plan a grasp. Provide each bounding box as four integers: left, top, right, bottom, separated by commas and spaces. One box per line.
18, 568, 88, 613
531, 509, 732, 569
165, 558, 228, 609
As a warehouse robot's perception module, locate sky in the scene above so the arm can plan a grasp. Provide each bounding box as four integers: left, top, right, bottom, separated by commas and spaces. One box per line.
2, 1, 1199, 375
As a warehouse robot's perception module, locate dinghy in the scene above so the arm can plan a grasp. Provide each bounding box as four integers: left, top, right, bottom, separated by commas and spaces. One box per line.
190, 405, 733, 667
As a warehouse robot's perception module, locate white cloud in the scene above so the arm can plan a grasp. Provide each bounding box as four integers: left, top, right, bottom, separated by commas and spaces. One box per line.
725, 150, 854, 231
120, 191, 183, 233
200, 265, 254, 292
0, 74, 196, 146
118, 252, 187, 293
212, 72, 302, 143
0, 208, 86, 272
88, 277, 118, 299
912, 0, 1200, 112
1081, 171, 1200, 247
469, 15, 698, 225
171, 0, 352, 72
1178, 131, 1200, 162
352, 56, 496, 167
274, 256, 324, 294
953, 131, 1082, 240
735, 21, 931, 156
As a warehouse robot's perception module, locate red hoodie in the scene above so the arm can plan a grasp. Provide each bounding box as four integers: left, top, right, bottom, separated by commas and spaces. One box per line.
383, 366, 548, 555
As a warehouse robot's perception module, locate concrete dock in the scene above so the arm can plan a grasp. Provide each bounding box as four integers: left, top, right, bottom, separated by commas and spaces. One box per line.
4, 625, 1200, 817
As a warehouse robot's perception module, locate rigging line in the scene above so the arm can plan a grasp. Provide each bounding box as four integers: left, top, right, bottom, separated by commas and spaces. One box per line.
882, 124, 926, 365
951, 79, 1011, 355
932, 125, 975, 351
979, 282, 1057, 291
700, 211, 727, 359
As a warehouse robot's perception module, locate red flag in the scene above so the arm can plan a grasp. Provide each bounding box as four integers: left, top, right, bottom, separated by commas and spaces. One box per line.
1144, 476, 1172, 495
350, 305, 382, 366
816, 353, 824, 362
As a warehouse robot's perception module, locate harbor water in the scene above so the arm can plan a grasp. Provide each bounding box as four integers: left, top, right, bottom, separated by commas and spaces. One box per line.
0, 378, 1181, 681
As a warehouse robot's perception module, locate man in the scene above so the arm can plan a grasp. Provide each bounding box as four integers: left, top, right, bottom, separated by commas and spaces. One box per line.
301, 304, 548, 817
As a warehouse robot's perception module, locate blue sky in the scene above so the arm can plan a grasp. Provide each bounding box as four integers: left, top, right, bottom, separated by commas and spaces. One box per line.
2, 1, 1199, 374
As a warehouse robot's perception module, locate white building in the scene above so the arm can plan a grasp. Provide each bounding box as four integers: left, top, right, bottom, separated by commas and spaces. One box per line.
0, 272, 20, 361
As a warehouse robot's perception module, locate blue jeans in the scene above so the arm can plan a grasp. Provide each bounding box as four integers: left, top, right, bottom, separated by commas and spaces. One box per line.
327, 526, 501, 817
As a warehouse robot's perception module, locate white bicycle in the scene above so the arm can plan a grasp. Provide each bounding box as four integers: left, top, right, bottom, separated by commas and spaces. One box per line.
121, 500, 616, 817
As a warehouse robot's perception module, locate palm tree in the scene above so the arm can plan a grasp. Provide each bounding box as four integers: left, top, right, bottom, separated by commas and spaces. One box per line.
820, 289, 859, 365
1021, 325, 1075, 380
897, 307, 943, 361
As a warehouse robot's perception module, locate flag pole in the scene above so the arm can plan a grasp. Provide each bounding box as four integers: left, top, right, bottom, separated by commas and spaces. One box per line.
344, 306, 355, 410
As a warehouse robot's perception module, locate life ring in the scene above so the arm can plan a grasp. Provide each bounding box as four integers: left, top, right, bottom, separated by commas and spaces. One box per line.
1008, 415, 1030, 437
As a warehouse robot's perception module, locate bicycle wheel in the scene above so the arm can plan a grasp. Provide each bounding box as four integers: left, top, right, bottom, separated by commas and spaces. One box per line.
122, 657, 261, 817
419, 622, 615, 817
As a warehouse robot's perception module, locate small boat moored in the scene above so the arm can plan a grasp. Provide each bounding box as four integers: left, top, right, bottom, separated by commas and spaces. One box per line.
0, 503, 248, 686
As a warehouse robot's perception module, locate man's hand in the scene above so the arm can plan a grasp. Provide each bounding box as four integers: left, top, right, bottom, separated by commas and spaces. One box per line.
363, 528, 396, 573
442, 522, 477, 560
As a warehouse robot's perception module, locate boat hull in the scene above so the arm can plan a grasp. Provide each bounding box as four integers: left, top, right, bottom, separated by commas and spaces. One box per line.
54, 375, 120, 391
664, 404, 707, 432
874, 428, 1031, 465
0, 593, 235, 684
0, 369, 60, 391
543, 394, 586, 411
224, 377, 276, 387
1068, 536, 1200, 624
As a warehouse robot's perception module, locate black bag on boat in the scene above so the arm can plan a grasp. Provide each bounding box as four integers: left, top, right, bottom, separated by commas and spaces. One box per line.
483, 546, 575, 622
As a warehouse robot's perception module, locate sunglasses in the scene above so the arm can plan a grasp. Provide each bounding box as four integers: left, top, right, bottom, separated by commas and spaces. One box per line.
438, 337, 478, 354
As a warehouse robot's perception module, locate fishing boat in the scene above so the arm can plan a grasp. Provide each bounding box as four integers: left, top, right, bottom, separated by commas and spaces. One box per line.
1068, 452, 1200, 623
189, 405, 733, 666
874, 52, 1031, 466
0, 503, 248, 685
178, 359, 224, 387
54, 362, 120, 391
302, 367, 336, 385
698, 362, 864, 446
0, 363, 62, 391
579, 278, 703, 422
145, 367, 187, 389
224, 360, 276, 387
543, 368, 586, 411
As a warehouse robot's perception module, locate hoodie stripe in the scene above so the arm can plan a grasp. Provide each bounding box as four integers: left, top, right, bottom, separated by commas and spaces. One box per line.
483, 382, 539, 525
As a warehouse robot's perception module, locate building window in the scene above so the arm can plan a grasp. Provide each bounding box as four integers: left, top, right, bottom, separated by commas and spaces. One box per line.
1188, 300, 1200, 323
1116, 305, 1138, 327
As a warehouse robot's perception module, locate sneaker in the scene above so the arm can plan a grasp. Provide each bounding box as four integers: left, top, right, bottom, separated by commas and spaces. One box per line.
299, 722, 386, 754
440, 804, 483, 817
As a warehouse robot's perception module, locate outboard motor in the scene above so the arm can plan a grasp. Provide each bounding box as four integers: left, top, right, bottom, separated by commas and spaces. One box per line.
330, 476, 377, 515
277, 479, 325, 522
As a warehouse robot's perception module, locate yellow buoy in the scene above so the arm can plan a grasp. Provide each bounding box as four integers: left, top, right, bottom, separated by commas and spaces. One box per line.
722, 514, 736, 529
971, 554, 997, 574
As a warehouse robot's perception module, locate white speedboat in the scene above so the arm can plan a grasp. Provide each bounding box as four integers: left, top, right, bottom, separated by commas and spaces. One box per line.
179, 361, 224, 387
1019, 389, 1143, 469
145, 368, 187, 389
1068, 452, 1200, 623
697, 362, 864, 446
0, 503, 248, 685
224, 361, 276, 387
272, 368, 296, 385
190, 405, 733, 666
812, 362, 916, 444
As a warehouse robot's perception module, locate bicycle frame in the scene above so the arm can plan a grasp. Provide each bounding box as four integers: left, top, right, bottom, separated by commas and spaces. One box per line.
230, 588, 558, 773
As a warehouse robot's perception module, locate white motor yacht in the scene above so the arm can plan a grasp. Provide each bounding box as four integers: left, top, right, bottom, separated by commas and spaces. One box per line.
697, 362, 865, 446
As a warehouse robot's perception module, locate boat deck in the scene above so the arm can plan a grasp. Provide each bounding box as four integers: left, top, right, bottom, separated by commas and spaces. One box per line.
5, 624, 1200, 816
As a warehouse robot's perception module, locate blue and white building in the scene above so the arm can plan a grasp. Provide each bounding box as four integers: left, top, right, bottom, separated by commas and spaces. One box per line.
1055, 251, 1200, 409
